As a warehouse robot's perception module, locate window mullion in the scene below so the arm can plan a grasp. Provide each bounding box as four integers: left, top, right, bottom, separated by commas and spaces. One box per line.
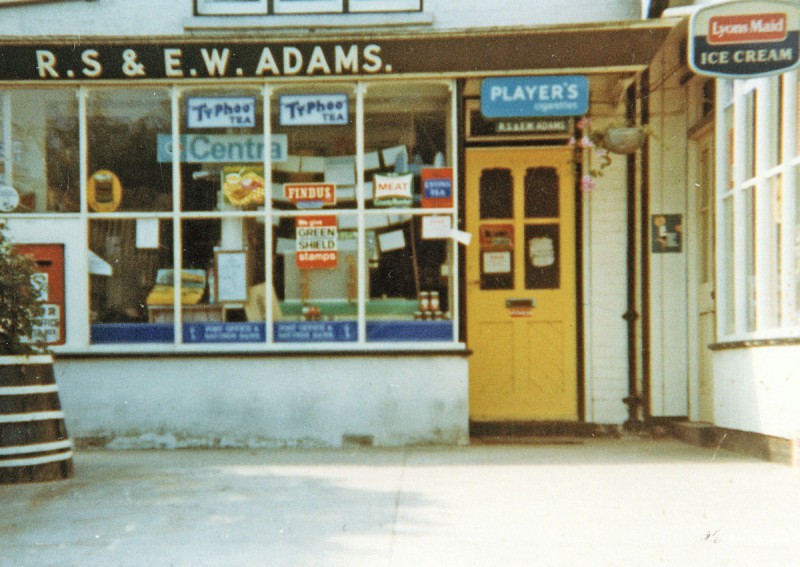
783, 72, 798, 327
171, 86, 183, 346
732, 83, 748, 336
356, 82, 366, 343
263, 85, 274, 343
754, 80, 774, 330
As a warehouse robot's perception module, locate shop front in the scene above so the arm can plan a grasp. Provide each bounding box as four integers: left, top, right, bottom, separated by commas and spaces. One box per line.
0, 23, 676, 447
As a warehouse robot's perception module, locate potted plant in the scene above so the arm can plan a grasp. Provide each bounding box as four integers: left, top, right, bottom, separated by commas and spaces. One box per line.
0, 221, 73, 483
569, 117, 651, 191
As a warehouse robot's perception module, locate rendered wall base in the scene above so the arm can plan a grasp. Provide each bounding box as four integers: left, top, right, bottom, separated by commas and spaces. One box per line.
712, 344, 800, 441
53, 355, 469, 448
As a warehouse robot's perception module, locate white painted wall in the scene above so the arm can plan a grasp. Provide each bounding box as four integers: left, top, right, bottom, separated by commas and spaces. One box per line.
55, 355, 469, 447
0, 0, 643, 36
582, 116, 631, 425
712, 346, 800, 439
646, 31, 690, 417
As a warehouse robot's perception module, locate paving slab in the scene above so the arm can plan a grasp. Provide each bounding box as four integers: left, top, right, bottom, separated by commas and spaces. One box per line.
1, 438, 799, 567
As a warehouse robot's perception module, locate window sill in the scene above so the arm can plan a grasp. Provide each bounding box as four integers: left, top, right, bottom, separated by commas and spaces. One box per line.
184, 12, 433, 33
708, 337, 800, 351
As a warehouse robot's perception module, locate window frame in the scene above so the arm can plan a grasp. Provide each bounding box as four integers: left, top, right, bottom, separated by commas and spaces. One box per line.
715, 71, 800, 341
0, 79, 460, 353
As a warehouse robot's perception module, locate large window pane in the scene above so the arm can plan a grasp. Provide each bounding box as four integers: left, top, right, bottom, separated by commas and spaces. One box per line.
272, 85, 355, 211
87, 89, 172, 212
366, 213, 455, 341
743, 91, 756, 181
179, 218, 267, 344
745, 188, 756, 331
273, 212, 358, 343
723, 197, 735, 335
180, 88, 264, 213
0, 90, 79, 213
90, 219, 174, 344
364, 82, 452, 210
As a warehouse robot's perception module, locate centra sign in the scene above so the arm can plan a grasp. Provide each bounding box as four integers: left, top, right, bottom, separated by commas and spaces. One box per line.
689, 0, 800, 78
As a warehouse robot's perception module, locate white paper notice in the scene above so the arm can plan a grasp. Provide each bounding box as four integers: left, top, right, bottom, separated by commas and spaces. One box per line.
451, 229, 473, 246
136, 219, 159, 249
422, 216, 452, 239
483, 251, 512, 274
216, 251, 248, 302
378, 230, 406, 252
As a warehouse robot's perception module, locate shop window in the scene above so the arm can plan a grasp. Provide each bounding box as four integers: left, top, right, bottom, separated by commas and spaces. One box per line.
363, 82, 454, 341
795, 165, 800, 326
0, 90, 79, 213
4, 79, 458, 350
87, 89, 172, 212
180, 218, 268, 344
90, 219, 174, 344
180, 88, 264, 213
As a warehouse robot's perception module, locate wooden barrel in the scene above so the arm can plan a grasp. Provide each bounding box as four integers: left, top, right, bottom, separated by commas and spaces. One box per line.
0, 355, 74, 483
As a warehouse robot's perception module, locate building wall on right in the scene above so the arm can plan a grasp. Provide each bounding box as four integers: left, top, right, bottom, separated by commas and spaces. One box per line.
711, 70, 800, 440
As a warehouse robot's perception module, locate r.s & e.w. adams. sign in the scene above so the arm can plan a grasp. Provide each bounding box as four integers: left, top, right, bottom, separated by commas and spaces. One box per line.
689, 0, 800, 78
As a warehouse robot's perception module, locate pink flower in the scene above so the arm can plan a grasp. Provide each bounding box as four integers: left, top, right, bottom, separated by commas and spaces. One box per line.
581, 175, 596, 192
580, 135, 593, 148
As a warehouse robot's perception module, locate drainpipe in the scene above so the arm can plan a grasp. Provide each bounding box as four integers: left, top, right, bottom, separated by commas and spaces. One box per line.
622, 75, 647, 431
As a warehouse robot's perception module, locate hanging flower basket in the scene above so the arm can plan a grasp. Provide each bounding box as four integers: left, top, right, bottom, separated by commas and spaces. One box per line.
600, 127, 648, 155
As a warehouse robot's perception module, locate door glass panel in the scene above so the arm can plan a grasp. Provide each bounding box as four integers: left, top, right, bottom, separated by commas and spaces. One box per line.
525, 224, 559, 289
479, 168, 512, 219
524, 167, 559, 218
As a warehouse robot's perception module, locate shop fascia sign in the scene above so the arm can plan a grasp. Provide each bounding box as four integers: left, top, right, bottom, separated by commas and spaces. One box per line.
689, 0, 800, 78
480, 75, 589, 118
7, 43, 389, 81
156, 133, 288, 163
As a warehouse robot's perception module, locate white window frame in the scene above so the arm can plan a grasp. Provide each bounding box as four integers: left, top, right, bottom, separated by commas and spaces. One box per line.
196, 0, 267, 15
0, 79, 460, 354
716, 71, 800, 340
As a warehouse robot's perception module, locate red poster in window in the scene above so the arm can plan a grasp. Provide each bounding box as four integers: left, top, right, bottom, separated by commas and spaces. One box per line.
296, 216, 338, 269
14, 244, 66, 346
421, 168, 453, 208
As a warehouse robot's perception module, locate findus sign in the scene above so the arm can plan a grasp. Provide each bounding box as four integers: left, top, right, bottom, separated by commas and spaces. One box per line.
689, 0, 800, 78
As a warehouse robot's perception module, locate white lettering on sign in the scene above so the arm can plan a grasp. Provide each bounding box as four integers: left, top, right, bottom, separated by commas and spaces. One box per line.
489, 82, 580, 103
30, 44, 387, 80
709, 13, 787, 44
296, 216, 338, 269
700, 47, 794, 65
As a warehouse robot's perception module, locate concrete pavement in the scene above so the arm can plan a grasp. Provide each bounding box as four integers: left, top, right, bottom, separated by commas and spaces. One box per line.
1, 437, 799, 567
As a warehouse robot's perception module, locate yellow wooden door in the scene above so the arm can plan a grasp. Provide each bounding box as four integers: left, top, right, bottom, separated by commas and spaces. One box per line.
466, 147, 577, 422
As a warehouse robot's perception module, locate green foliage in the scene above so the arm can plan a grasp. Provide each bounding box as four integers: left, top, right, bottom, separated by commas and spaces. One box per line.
0, 222, 43, 355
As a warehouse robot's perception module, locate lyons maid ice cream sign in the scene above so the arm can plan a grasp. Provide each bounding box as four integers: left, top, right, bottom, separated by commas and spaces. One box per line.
689, 1, 800, 78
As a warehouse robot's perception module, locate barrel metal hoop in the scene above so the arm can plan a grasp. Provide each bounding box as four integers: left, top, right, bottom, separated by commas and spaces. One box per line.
0, 450, 74, 468
0, 385, 60, 396
0, 439, 73, 457
0, 411, 65, 423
